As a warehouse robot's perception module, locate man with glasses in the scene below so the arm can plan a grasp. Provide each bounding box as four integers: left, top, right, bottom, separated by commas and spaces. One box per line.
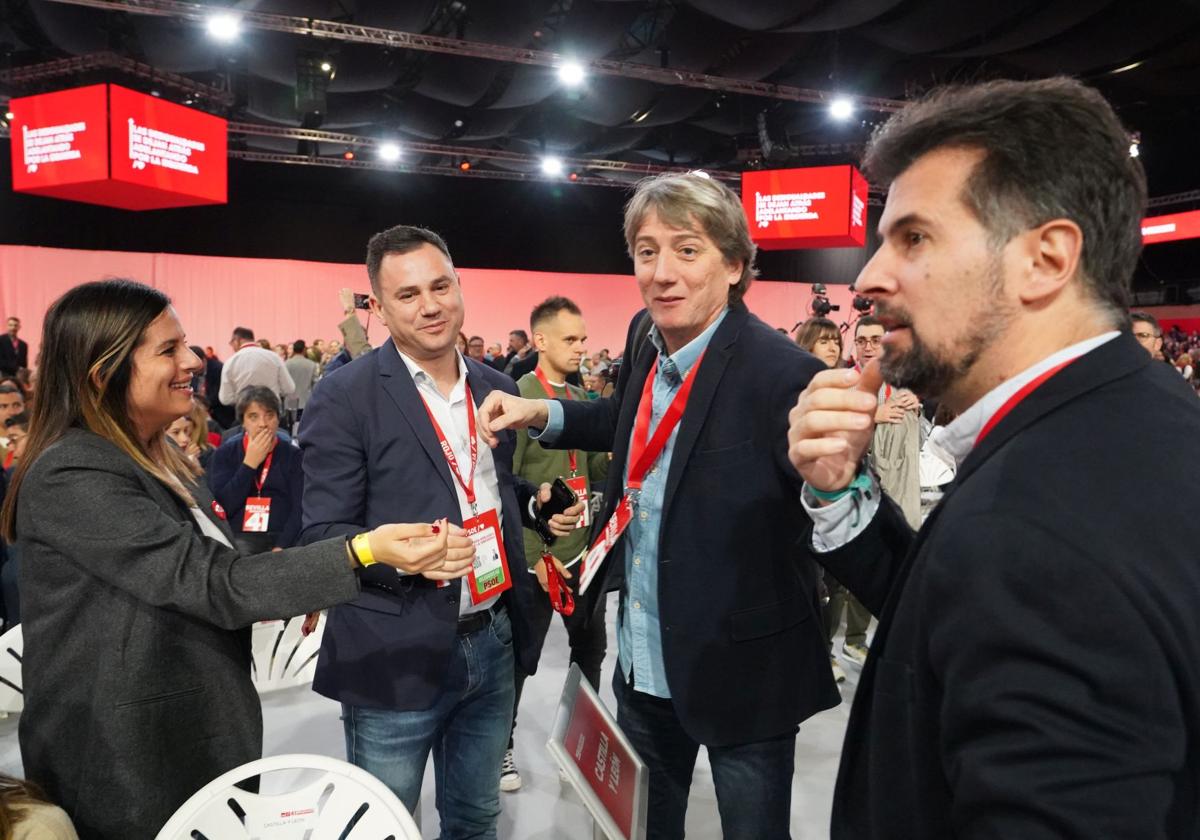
1131, 312, 1166, 360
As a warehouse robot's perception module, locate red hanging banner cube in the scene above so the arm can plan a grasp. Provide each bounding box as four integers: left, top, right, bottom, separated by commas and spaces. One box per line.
10, 83, 227, 211
741, 164, 868, 250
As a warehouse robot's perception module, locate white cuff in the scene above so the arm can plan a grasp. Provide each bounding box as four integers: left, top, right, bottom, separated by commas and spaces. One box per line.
801, 475, 882, 553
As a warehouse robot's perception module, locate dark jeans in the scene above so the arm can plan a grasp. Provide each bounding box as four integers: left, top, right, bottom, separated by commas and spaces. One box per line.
614, 669, 796, 840
510, 568, 606, 748
342, 607, 515, 840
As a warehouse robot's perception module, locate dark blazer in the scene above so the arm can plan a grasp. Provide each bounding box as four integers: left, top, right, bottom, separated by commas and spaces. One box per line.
552, 304, 838, 747
811, 332, 1200, 839
299, 340, 543, 710
0, 334, 27, 376
14, 429, 359, 840
208, 432, 305, 548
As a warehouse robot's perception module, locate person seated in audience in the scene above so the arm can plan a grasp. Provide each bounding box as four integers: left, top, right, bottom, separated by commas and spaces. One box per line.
208, 386, 304, 554
0, 772, 78, 840
0, 386, 24, 464
2, 414, 28, 473
0, 278, 474, 839
165, 402, 215, 472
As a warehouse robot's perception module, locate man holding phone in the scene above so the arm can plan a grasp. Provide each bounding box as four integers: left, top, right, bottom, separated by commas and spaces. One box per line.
502, 296, 609, 792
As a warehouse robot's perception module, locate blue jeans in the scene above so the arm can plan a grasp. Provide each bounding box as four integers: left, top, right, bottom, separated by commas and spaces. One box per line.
614, 669, 796, 840
342, 607, 515, 840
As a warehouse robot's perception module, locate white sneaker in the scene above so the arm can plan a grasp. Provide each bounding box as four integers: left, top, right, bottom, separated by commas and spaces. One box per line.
831, 658, 847, 683
500, 748, 522, 792
842, 642, 869, 666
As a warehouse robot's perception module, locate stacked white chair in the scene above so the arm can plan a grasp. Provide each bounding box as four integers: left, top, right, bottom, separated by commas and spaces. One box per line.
0, 624, 23, 714
251, 614, 325, 694
155, 753, 421, 839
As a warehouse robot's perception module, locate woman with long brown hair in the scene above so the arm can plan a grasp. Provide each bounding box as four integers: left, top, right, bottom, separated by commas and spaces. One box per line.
1, 279, 476, 839
794, 316, 844, 369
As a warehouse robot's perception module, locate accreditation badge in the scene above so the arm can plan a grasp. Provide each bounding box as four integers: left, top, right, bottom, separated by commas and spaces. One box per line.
463, 508, 513, 605
242, 496, 271, 532
565, 475, 590, 529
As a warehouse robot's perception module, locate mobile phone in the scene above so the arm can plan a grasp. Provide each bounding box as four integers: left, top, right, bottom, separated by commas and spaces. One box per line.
353, 293, 371, 310
533, 477, 577, 545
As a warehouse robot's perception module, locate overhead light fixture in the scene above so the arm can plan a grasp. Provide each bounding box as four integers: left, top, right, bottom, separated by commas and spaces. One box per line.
1129, 131, 1142, 158
541, 156, 564, 176
206, 12, 241, 42
459, 159, 472, 171
557, 61, 586, 87
320, 61, 333, 73
343, 150, 355, 160
379, 143, 401, 162
150, 90, 161, 98
829, 97, 854, 120
4, 111, 13, 121
1111, 61, 1144, 75
568, 171, 579, 182
453, 119, 464, 128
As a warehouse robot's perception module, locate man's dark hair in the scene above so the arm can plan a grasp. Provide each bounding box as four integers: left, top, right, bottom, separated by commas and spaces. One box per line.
855, 315, 882, 335
5, 412, 28, 430
0, 384, 20, 398
235, 386, 282, 423
530, 297, 582, 331
1130, 312, 1161, 335
509, 329, 529, 344
232, 326, 255, 342
468, 335, 484, 345
862, 76, 1147, 317
366, 225, 453, 296
292, 339, 307, 355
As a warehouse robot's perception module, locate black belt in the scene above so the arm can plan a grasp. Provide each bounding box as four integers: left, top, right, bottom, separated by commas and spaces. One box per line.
457, 604, 502, 635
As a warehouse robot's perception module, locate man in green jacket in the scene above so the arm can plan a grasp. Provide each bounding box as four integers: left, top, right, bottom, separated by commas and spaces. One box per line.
502, 296, 609, 792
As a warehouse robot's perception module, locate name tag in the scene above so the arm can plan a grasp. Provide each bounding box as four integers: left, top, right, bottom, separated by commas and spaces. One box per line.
242, 496, 271, 532
565, 475, 590, 529
463, 508, 513, 605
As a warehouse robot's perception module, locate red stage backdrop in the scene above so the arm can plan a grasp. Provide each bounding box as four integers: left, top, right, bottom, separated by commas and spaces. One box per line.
742, 165, 869, 250
0, 245, 859, 368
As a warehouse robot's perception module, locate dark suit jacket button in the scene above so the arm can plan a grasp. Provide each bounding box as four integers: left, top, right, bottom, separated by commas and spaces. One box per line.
447, 596, 456, 604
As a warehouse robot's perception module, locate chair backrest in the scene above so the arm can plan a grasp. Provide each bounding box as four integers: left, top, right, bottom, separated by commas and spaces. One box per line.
155, 753, 421, 840
0, 624, 23, 713
251, 614, 324, 694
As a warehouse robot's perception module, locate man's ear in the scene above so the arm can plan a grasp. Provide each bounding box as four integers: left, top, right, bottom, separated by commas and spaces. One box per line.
1013, 218, 1084, 305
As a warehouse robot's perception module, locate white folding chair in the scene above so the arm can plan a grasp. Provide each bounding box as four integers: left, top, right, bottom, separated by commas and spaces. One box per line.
251, 614, 324, 695
0, 623, 23, 714
155, 753, 421, 840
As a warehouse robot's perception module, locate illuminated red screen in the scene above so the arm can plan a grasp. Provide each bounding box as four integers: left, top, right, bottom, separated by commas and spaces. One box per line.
742, 165, 868, 250
10, 84, 227, 210
1142, 210, 1200, 245
10, 85, 110, 192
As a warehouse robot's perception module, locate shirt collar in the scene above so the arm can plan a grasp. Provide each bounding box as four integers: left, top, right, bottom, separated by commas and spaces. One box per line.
649, 307, 728, 384
394, 343, 467, 401
936, 331, 1120, 467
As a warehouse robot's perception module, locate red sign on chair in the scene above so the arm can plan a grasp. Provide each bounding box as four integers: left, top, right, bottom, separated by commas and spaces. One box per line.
10, 83, 227, 210
742, 164, 868, 250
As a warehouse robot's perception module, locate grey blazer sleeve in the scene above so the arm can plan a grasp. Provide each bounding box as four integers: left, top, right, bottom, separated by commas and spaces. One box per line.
18, 437, 360, 629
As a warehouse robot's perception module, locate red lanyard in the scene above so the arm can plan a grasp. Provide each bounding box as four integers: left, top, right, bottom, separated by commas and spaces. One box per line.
241, 435, 275, 492
627, 351, 706, 491
420, 382, 480, 509
534, 366, 578, 475
974, 357, 1079, 447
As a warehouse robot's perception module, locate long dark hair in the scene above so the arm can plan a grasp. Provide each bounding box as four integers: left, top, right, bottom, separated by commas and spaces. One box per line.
0, 774, 56, 839
795, 317, 843, 360
1, 279, 199, 541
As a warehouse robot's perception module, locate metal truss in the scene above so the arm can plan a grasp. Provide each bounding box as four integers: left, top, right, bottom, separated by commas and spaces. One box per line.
39, 0, 907, 112
0, 51, 233, 106
1147, 190, 1200, 209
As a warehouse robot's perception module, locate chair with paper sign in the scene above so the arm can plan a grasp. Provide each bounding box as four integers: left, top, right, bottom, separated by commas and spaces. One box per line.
154, 753, 421, 840
0, 623, 23, 714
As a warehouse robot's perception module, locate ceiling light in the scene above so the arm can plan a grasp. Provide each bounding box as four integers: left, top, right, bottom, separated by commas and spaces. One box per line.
1129, 131, 1142, 158
379, 143, 401, 162
541, 156, 564, 176
453, 119, 464, 128
459, 159, 472, 171
206, 12, 241, 42
343, 150, 355, 160
829, 97, 854, 120
557, 61, 586, 87
1111, 61, 1144, 75
4, 111, 13, 121
320, 61, 333, 73
1129, 142, 1141, 158
568, 171, 579, 182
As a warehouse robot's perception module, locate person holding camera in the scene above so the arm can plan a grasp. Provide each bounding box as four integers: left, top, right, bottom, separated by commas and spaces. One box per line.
500, 296, 609, 793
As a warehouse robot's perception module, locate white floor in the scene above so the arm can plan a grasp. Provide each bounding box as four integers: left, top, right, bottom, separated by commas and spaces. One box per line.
0, 593, 865, 838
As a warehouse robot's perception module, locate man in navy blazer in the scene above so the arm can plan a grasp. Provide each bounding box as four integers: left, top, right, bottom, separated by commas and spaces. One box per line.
300, 225, 581, 839
478, 173, 837, 840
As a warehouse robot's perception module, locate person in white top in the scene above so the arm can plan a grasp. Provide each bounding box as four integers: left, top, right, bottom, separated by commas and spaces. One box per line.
218, 326, 295, 407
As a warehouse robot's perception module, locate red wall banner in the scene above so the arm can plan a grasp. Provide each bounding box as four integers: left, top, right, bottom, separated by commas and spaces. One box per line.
742, 165, 869, 250
1142, 210, 1200, 245
10, 84, 227, 210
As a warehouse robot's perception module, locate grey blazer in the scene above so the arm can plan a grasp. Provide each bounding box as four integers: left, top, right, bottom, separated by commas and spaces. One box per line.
14, 429, 359, 840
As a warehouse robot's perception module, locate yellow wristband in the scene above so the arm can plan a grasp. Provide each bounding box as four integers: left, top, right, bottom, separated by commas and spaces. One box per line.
352, 532, 377, 567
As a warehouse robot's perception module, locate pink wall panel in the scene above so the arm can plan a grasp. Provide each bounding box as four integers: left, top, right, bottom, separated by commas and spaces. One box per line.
0, 245, 860, 368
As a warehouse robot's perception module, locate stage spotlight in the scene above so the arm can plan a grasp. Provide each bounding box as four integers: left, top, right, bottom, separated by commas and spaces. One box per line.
379, 143, 401, 162
541, 156, 564, 176
343, 150, 355, 160
829, 97, 854, 120
4, 111, 13, 121
320, 61, 333, 73
557, 61, 586, 87
206, 12, 241, 42
568, 171, 579, 182
1129, 132, 1142, 158
459, 159, 472, 171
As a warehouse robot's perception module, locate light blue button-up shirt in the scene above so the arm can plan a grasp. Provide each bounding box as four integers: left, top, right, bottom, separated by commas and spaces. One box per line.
538, 309, 727, 697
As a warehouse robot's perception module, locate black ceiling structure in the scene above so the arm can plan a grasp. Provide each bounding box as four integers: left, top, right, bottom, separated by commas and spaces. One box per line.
1, 0, 1198, 297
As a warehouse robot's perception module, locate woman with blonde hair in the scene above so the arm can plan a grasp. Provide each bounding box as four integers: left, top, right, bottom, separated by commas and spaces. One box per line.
1, 279, 476, 839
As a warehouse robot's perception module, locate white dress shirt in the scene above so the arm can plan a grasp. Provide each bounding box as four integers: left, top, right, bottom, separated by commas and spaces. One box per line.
803, 331, 1120, 551
397, 347, 502, 616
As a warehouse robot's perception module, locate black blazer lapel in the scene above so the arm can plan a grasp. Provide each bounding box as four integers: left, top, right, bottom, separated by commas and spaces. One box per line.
957, 332, 1148, 486
377, 339, 459, 502
659, 306, 745, 527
